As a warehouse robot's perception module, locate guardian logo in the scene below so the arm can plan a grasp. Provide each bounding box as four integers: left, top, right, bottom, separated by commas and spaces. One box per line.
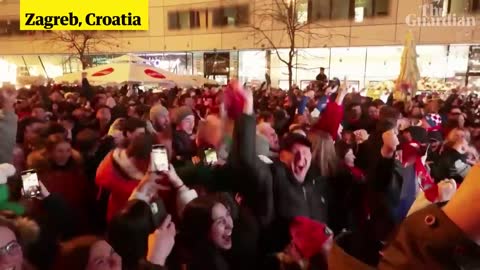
406, 1, 476, 27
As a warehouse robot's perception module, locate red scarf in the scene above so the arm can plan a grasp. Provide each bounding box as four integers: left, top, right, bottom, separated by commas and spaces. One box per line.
401, 141, 438, 202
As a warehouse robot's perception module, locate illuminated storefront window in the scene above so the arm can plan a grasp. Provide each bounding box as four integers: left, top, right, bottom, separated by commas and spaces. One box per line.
239, 50, 267, 85
417, 45, 449, 79
296, 48, 330, 89
0, 59, 16, 86
138, 53, 193, 75
258, 45, 469, 90
330, 47, 367, 89
365, 46, 402, 83
0, 44, 472, 89
270, 49, 292, 89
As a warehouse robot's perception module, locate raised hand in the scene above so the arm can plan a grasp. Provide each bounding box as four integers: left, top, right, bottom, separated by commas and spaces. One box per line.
164, 165, 184, 189
146, 215, 176, 266
37, 181, 51, 200
354, 129, 369, 144
0, 87, 17, 111
304, 90, 315, 100
241, 85, 254, 115
335, 76, 348, 105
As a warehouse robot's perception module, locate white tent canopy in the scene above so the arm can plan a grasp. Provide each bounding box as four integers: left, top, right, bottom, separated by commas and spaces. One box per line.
110, 54, 149, 64
54, 58, 198, 88
188, 75, 220, 86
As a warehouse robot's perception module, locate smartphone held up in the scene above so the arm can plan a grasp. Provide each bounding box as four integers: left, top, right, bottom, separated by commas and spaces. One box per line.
21, 169, 41, 199
151, 145, 169, 173
204, 148, 218, 165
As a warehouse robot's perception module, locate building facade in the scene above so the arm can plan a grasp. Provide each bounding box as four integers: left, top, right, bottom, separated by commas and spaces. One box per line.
1, 0, 480, 89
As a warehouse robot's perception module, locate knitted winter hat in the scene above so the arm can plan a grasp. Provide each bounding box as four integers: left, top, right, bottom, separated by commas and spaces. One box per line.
173, 106, 194, 124
289, 216, 332, 260
149, 104, 169, 123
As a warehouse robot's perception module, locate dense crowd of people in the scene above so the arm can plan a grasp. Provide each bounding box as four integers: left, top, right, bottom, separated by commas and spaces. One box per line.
0, 71, 479, 270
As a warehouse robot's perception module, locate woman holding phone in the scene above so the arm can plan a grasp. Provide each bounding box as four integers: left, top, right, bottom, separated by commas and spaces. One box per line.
26, 134, 93, 235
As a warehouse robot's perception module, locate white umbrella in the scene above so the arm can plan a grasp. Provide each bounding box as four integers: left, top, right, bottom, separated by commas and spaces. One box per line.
110, 54, 149, 64
54, 61, 198, 88
188, 75, 220, 86
54, 72, 82, 85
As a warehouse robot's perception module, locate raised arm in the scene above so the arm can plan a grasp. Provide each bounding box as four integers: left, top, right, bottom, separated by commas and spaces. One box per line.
229, 85, 274, 227
231, 86, 260, 170
0, 88, 18, 164
311, 83, 347, 140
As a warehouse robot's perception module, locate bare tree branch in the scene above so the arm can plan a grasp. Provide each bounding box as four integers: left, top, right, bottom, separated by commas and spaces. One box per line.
47, 31, 119, 69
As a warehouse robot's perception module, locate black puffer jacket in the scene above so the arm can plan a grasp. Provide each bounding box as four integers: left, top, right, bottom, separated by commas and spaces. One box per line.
231, 114, 330, 253
173, 130, 196, 162
356, 123, 404, 242
431, 146, 471, 183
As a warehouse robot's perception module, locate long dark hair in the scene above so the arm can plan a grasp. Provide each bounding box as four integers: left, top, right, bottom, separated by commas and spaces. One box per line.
107, 199, 155, 270
126, 132, 153, 160
180, 194, 231, 248
179, 194, 234, 270
53, 235, 100, 270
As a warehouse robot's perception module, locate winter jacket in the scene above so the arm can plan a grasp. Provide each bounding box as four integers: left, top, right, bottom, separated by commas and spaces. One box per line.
0, 110, 18, 164
96, 148, 146, 222
431, 146, 471, 184
328, 166, 368, 234
232, 114, 330, 253
27, 150, 94, 235
329, 204, 480, 269
355, 123, 404, 242
138, 261, 167, 270
178, 243, 232, 270
177, 193, 260, 270
81, 78, 94, 102
27, 194, 77, 270
173, 130, 197, 162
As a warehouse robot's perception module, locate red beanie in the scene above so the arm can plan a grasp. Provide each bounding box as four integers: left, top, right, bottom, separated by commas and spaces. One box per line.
289, 216, 333, 260
224, 80, 245, 120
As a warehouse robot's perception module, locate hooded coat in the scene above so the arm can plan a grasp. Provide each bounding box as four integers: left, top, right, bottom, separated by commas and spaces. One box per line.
96, 148, 147, 222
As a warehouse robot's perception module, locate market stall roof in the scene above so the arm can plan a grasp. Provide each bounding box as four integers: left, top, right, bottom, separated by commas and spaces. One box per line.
54, 60, 199, 88
188, 75, 220, 86
110, 54, 149, 64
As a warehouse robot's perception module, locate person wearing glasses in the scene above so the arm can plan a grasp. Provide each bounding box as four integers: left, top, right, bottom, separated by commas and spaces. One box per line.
0, 217, 30, 270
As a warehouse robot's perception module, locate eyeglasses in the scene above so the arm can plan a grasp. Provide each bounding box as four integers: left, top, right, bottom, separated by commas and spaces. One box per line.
0, 241, 21, 257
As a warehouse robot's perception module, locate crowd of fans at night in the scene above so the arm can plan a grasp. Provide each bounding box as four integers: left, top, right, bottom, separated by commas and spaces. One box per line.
0, 70, 478, 270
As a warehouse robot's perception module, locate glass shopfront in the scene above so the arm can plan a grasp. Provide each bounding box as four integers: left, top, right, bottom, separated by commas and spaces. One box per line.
249, 44, 473, 90
0, 44, 475, 89
0, 52, 194, 87
0, 55, 81, 86
138, 53, 193, 75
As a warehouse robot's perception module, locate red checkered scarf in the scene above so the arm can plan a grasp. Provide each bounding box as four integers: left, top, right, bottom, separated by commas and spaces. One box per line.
425, 113, 442, 132
402, 141, 438, 202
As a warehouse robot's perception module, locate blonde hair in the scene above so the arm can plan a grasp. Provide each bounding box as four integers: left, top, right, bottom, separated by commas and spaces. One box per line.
308, 131, 338, 178
445, 127, 469, 147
